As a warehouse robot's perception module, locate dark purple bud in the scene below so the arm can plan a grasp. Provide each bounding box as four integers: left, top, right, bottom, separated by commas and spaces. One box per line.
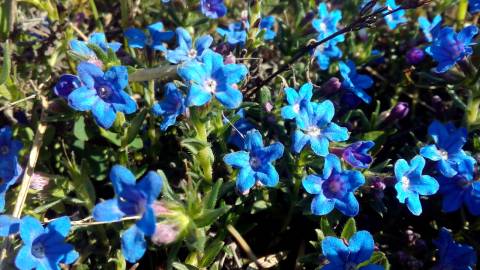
406, 47, 425, 65
389, 102, 409, 120
53, 74, 82, 99
342, 141, 375, 169
321, 77, 342, 95
301, 11, 315, 26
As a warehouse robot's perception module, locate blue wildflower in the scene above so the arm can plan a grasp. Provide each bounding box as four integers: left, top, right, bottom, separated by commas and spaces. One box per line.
223, 129, 284, 194
303, 154, 365, 216
470, 0, 480, 13
280, 83, 313, 125
166, 27, 213, 64
420, 121, 476, 178
124, 22, 175, 52
53, 74, 82, 99
178, 50, 248, 109
384, 0, 407, 30
152, 83, 185, 131
437, 174, 480, 216
70, 32, 121, 59
433, 228, 477, 270
0, 126, 23, 212
394, 155, 439, 216
227, 109, 255, 149
217, 22, 248, 46
259, 16, 276, 41
339, 60, 374, 104
342, 141, 375, 169
0, 215, 19, 237
312, 3, 344, 45
93, 165, 163, 262
322, 230, 384, 270
293, 100, 349, 156
314, 43, 342, 70
426, 25, 478, 73
15, 216, 78, 270
67, 62, 137, 129
418, 15, 442, 42
200, 0, 227, 19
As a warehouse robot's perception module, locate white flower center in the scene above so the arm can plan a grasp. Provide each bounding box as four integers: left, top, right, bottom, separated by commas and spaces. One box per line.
307, 126, 321, 137
204, 79, 217, 93
188, 49, 197, 58
319, 22, 327, 32
439, 149, 448, 160
401, 176, 410, 190
293, 103, 300, 113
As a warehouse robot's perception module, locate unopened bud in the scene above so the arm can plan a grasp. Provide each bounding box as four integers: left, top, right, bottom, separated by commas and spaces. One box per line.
151, 223, 179, 245
321, 77, 342, 95
406, 47, 425, 65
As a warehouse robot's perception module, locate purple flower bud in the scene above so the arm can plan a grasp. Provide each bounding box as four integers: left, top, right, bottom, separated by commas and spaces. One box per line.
151, 223, 178, 245
264, 102, 273, 112
30, 173, 50, 191
300, 11, 315, 26
53, 74, 82, 99
224, 53, 236, 64
151, 200, 171, 216
389, 102, 409, 120
321, 77, 342, 95
342, 141, 375, 169
406, 47, 425, 65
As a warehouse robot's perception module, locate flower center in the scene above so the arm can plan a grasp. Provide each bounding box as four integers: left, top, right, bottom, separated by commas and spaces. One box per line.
0, 145, 9, 155
249, 156, 262, 169
439, 149, 449, 160
188, 49, 197, 58
401, 176, 410, 190
31, 242, 46, 258
204, 79, 217, 93
319, 22, 327, 32
97, 85, 112, 99
293, 103, 300, 113
307, 126, 321, 137
323, 175, 346, 199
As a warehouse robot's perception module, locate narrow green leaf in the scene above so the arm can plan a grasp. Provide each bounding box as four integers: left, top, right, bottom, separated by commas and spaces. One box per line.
194, 206, 231, 228
340, 218, 357, 240
123, 109, 147, 146
199, 240, 224, 267
204, 179, 223, 209
320, 217, 335, 237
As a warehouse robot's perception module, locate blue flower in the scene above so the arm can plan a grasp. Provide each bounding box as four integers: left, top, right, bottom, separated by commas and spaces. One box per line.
166, 27, 213, 64
433, 228, 477, 270
342, 141, 375, 169
15, 216, 78, 270
314, 43, 342, 70
339, 60, 374, 104
280, 83, 313, 125
293, 100, 349, 156
70, 32, 121, 59
394, 155, 439, 216
68, 62, 137, 129
437, 174, 480, 216
93, 165, 163, 262
152, 83, 185, 131
470, 0, 480, 13
227, 109, 255, 149
259, 16, 276, 41
124, 22, 175, 52
200, 0, 227, 19
312, 3, 344, 45
322, 230, 384, 270
420, 121, 476, 178
384, 0, 407, 30
418, 15, 442, 42
223, 129, 284, 194
303, 154, 364, 216
217, 22, 248, 46
0, 215, 20, 237
426, 25, 478, 73
178, 50, 248, 109
0, 126, 23, 212
53, 74, 82, 99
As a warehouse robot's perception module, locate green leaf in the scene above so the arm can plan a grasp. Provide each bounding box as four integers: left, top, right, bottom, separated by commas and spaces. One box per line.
358, 251, 390, 270
203, 179, 223, 209
0, 41, 11, 85
363, 130, 384, 142
320, 217, 335, 237
199, 240, 224, 267
180, 138, 209, 155
123, 109, 147, 146
194, 205, 231, 227
172, 262, 199, 270
73, 116, 92, 141
99, 128, 122, 146
340, 218, 357, 240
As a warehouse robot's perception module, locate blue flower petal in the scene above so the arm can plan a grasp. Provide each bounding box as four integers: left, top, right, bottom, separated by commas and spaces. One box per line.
255, 164, 279, 187
110, 165, 136, 194
311, 194, 335, 216
125, 28, 146, 48
224, 151, 250, 168
93, 199, 126, 222
15, 246, 39, 270
91, 99, 117, 129
420, 144, 442, 161
236, 168, 255, 193
0, 215, 20, 237
302, 175, 322, 195
19, 216, 44, 245
121, 225, 146, 263
77, 62, 103, 89
405, 193, 422, 216
136, 207, 156, 236
310, 136, 329, 157
137, 171, 163, 204
348, 231, 374, 264
321, 236, 349, 265
334, 192, 360, 217
67, 86, 98, 111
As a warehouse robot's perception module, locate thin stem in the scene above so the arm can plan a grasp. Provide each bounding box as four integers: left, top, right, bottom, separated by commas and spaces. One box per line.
88, 0, 104, 31
129, 64, 178, 82
226, 224, 263, 269
0, 94, 36, 111
457, 0, 469, 28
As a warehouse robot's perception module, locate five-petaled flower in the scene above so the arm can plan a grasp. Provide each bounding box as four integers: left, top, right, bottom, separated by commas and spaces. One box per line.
321, 230, 384, 270
432, 228, 477, 270
437, 174, 480, 216
68, 62, 137, 129
124, 22, 175, 52
200, 0, 227, 19
280, 83, 313, 125
342, 141, 375, 169
293, 100, 349, 156
223, 129, 284, 194
384, 0, 407, 30
178, 50, 248, 109
314, 43, 342, 70
152, 83, 186, 131
15, 216, 78, 270
418, 15, 442, 42
227, 109, 255, 149
259, 16, 277, 41
339, 60, 374, 104
93, 165, 163, 263
426, 25, 478, 73
217, 22, 248, 46
166, 27, 213, 64
394, 155, 439, 216
70, 32, 121, 59
312, 3, 344, 46
303, 154, 365, 216
0, 126, 23, 212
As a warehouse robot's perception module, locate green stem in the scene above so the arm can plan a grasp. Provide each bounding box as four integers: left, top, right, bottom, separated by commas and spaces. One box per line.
465, 96, 480, 129
120, 0, 129, 28
191, 109, 214, 183
457, 0, 469, 29
88, 0, 104, 31
281, 152, 307, 232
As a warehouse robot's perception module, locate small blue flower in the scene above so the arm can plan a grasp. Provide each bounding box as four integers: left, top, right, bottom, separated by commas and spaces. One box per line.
293, 100, 349, 156
426, 25, 478, 73
166, 27, 213, 64
321, 230, 384, 270
438, 174, 480, 216
0, 215, 20, 237
152, 83, 185, 131
312, 3, 344, 46
280, 83, 313, 125
339, 60, 374, 104
223, 129, 284, 194
53, 74, 82, 99
200, 0, 227, 19
93, 165, 163, 262
68, 62, 137, 129
433, 228, 477, 270
420, 121, 476, 179
259, 16, 276, 41
470, 0, 480, 13
313, 43, 342, 70
418, 15, 442, 42
394, 155, 439, 216
15, 216, 79, 270
342, 141, 375, 169
124, 22, 175, 52
227, 109, 255, 149
0, 126, 23, 212
217, 22, 248, 46
303, 154, 365, 216
70, 32, 121, 59
384, 0, 407, 30
178, 50, 248, 109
